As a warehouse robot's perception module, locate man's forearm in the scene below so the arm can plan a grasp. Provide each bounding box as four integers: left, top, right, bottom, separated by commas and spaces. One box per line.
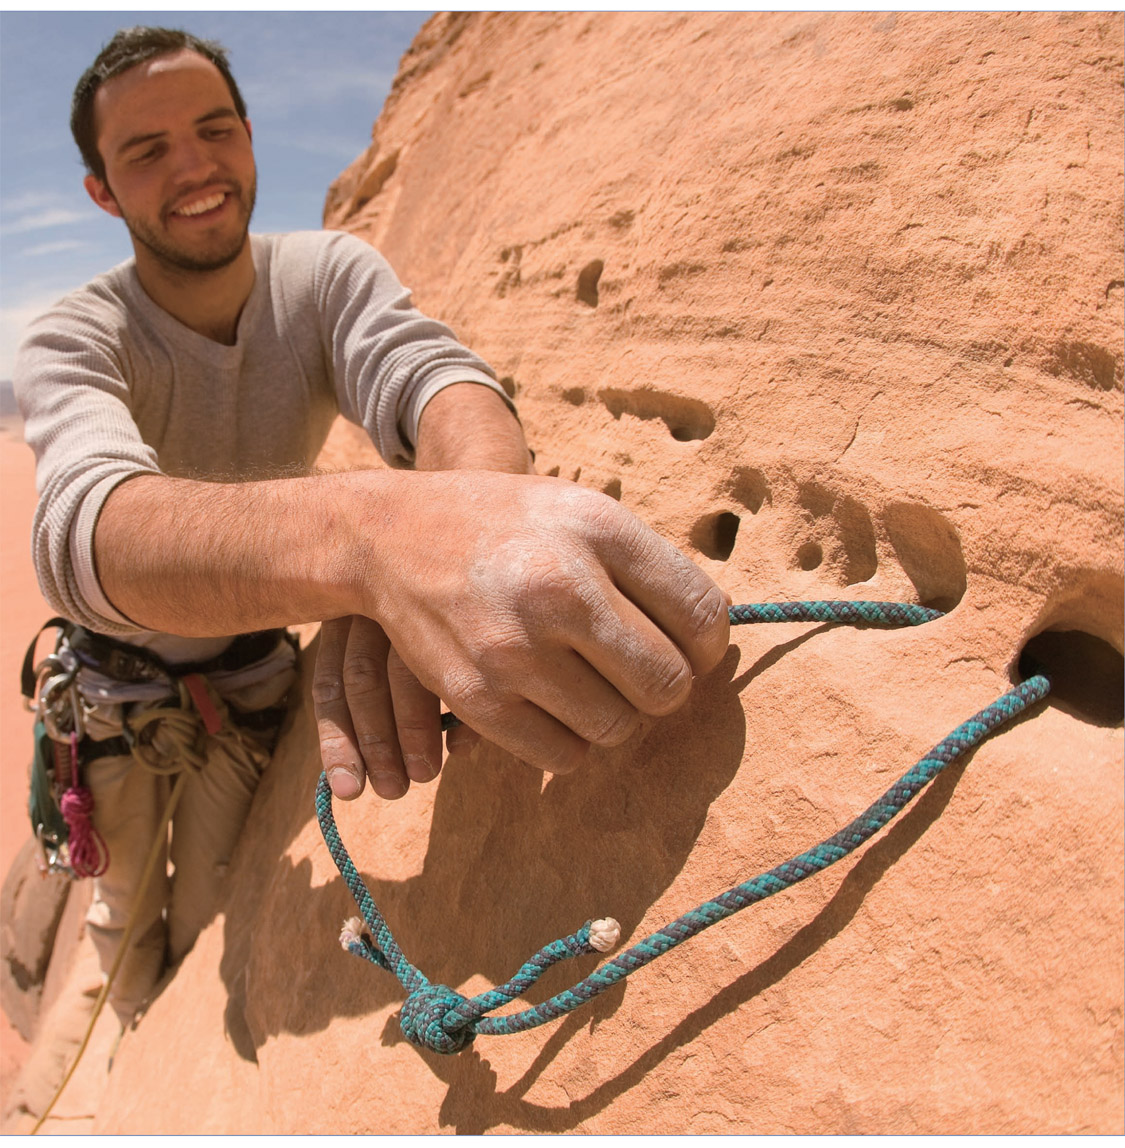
414, 382, 533, 474
94, 469, 388, 637
312, 381, 534, 796
94, 384, 528, 638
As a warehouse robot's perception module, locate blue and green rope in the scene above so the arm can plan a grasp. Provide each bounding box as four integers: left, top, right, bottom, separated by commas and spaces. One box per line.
316, 601, 1051, 1055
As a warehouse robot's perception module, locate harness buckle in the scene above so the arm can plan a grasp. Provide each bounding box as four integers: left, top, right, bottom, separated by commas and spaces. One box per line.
100, 647, 169, 685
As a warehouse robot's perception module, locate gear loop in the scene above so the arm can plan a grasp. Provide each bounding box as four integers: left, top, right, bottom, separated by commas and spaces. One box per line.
399, 984, 476, 1054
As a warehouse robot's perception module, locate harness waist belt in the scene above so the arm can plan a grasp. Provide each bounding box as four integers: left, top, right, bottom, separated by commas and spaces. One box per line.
67, 627, 289, 685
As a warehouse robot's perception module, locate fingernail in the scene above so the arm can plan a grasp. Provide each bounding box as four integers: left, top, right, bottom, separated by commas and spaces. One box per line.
328, 768, 361, 800
404, 753, 437, 782
372, 773, 408, 799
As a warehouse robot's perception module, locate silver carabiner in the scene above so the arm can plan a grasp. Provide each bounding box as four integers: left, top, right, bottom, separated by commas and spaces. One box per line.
38, 669, 77, 741
33, 654, 68, 690
69, 681, 86, 740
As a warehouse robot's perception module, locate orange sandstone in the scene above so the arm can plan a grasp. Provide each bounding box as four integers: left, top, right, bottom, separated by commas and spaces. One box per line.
5, 11, 1123, 1134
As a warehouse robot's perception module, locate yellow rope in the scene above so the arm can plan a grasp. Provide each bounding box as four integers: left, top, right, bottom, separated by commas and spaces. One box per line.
30, 770, 186, 1134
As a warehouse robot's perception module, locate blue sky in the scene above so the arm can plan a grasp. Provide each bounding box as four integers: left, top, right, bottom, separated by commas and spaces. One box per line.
0, 10, 431, 378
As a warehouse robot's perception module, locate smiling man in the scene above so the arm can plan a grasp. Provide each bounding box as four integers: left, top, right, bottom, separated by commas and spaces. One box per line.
14, 26, 729, 1029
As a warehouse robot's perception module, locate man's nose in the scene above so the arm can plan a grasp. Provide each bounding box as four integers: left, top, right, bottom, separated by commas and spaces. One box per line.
170, 137, 220, 185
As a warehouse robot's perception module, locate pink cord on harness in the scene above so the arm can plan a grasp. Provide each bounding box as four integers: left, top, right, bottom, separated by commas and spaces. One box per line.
60, 732, 109, 878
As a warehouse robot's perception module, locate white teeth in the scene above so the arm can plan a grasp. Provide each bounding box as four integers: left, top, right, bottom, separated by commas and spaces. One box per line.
175, 192, 225, 217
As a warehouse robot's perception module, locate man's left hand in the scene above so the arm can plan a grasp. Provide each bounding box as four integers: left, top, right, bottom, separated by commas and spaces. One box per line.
315, 382, 528, 800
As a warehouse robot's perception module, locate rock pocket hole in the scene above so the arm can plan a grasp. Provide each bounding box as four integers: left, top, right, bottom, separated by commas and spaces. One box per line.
598, 388, 716, 441
883, 502, 967, 612
692, 511, 741, 561
1016, 630, 1124, 727
728, 466, 770, 514
796, 541, 823, 571
797, 482, 877, 585
577, 260, 604, 308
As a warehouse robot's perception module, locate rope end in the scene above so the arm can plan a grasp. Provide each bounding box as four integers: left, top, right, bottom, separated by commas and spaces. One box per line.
339, 916, 365, 952
588, 918, 621, 953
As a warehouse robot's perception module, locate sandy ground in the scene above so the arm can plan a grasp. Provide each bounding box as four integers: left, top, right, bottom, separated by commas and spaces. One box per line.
0, 419, 46, 1105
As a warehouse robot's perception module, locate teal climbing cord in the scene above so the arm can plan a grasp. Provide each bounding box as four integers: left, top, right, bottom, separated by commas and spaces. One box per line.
316, 601, 1051, 1055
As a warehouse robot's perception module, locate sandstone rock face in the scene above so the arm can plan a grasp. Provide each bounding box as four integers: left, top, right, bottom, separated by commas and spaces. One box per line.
85, 11, 1122, 1134
0, 840, 71, 1043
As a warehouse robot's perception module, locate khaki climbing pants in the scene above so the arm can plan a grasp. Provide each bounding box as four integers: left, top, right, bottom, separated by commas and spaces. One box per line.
82, 663, 295, 1027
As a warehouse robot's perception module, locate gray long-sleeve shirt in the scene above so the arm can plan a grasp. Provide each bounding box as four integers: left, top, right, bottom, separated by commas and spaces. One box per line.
14, 229, 505, 658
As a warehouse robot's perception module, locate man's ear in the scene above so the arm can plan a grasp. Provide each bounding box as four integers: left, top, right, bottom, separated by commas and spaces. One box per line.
243, 117, 252, 143
83, 173, 123, 219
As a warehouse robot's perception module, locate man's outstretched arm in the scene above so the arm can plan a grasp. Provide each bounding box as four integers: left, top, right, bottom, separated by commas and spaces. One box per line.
313, 383, 536, 799
94, 386, 730, 784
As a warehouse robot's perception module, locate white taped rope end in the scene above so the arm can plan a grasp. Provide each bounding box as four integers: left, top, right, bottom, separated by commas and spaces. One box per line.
588, 917, 621, 953
339, 917, 365, 950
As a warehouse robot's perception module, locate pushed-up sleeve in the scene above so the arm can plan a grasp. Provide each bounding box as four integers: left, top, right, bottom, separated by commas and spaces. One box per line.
313, 232, 509, 466
14, 301, 161, 635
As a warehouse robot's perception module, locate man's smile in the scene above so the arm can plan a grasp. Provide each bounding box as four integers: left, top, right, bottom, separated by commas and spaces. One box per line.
170, 190, 229, 219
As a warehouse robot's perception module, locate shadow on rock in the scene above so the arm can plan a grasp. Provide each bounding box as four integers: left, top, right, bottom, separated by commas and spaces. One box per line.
224, 643, 748, 1057
433, 741, 979, 1132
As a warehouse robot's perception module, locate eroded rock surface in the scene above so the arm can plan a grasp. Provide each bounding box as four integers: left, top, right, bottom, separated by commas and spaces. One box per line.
33, 11, 1125, 1134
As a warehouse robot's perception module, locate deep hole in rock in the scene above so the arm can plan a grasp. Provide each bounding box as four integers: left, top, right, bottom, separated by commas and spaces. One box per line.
577, 260, 604, 307
691, 511, 740, 561
1016, 629, 1124, 727
712, 512, 740, 560
797, 541, 823, 571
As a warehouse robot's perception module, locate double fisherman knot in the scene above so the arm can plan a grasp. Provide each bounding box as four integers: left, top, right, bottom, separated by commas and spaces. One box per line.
399, 984, 476, 1054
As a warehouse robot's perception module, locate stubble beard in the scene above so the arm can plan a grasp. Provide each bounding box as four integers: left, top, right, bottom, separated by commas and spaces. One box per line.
124, 174, 258, 274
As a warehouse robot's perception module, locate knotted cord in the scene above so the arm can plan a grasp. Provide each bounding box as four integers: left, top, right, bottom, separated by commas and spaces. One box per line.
317, 601, 1051, 1055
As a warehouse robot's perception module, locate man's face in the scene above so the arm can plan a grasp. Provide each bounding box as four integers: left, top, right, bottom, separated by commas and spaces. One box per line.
85, 50, 256, 274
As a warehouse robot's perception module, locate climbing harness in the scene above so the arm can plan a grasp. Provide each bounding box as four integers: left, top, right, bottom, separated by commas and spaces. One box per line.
19, 620, 296, 1134
317, 600, 1052, 1056
20, 619, 294, 877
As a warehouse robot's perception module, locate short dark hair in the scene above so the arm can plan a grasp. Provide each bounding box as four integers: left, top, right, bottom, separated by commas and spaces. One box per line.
71, 26, 249, 183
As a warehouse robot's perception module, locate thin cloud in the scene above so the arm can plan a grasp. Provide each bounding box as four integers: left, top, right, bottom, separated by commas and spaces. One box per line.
2, 209, 89, 236
243, 65, 397, 117
23, 239, 91, 258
